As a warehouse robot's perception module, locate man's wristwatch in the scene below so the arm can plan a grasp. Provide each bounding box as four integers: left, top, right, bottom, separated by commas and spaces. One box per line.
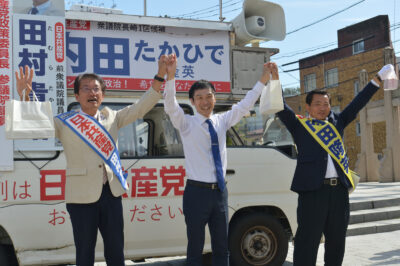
154, 75, 165, 82
375, 74, 382, 83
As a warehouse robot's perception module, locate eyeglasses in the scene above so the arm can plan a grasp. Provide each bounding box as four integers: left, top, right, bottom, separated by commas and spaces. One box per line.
80, 87, 101, 93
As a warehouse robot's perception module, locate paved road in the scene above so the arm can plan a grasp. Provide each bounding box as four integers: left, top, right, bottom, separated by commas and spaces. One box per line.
88, 183, 400, 266
90, 229, 400, 265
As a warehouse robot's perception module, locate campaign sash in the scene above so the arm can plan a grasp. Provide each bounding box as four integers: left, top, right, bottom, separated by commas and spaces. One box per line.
57, 111, 128, 190
296, 115, 356, 189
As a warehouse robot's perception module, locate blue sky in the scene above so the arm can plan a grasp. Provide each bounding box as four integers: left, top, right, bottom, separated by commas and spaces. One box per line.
65, 0, 400, 90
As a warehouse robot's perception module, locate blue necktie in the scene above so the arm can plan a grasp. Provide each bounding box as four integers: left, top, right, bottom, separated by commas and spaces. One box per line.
30, 7, 38, 15
205, 119, 225, 191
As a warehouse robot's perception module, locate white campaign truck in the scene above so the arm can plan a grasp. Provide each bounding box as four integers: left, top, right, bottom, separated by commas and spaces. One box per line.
0, 1, 298, 265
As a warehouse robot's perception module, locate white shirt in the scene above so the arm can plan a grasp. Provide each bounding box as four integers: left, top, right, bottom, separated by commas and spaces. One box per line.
325, 155, 339, 178
316, 116, 339, 179
308, 115, 339, 178
79, 109, 103, 120
79, 109, 108, 183
164, 79, 264, 183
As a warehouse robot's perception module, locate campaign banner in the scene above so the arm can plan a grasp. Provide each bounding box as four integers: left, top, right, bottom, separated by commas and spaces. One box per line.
66, 20, 231, 93
0, 0, 13, 171
12, 14, 66, 151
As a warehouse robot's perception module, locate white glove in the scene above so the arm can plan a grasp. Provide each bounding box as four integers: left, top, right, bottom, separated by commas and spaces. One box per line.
378, 64, 395, 80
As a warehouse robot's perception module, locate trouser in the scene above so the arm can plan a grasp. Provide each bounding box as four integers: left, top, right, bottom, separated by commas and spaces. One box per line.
66, 182, 125, 266
293, 183, 350, 266
183, 182, 229, 266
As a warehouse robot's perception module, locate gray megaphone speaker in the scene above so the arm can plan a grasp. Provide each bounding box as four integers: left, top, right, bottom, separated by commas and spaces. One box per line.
231, 0, 286, 46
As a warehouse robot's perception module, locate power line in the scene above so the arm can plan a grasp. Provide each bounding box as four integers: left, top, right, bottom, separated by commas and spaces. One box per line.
174, 0, 236, 17
258, 0, 367, 46
279, 65, 299, 82
280, 51, 389, 90
176, 0, 241, 19
280, 21, 400, 68
191, 2, 242, 20
194, 8, 241, 20
281, 55, 382, 89
285, 68, 381, 99
281, 35, 376, 69
273, 42, 337, 60
286, 0, 366, 35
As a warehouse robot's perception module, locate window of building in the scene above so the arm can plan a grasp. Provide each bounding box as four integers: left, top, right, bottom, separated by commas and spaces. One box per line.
325, 68, 338, 88
356, 121, 361, 136
353, 39, 365, 55
304, 73, 316, 92
354, 80, 360, 96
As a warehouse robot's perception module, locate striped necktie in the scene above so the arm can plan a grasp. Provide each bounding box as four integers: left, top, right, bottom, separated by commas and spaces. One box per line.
205, 119, 225, 191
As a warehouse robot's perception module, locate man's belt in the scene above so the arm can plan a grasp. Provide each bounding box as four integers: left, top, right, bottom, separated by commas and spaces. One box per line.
187, 179, 227, 190
323, 178, 340, 186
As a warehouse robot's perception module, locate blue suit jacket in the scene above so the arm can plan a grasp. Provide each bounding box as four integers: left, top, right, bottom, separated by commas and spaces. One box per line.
277, 82, 380, 193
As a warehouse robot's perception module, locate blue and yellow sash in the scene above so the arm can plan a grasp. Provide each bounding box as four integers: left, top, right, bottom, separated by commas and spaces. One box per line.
57, 111, 128, 190
296, 115, 356, 189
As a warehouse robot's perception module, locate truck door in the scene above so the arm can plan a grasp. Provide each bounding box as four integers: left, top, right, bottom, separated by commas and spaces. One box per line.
105, 103, 191, 258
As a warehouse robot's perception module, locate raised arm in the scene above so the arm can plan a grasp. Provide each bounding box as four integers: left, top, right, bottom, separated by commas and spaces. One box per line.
221, 62, 271, 129
151, 54, 168, 93
116, 56, 165, 128
269, 62, 299, 134
163, 54, 188, 132
15, 65, 34, 101
339, 64, 394, 127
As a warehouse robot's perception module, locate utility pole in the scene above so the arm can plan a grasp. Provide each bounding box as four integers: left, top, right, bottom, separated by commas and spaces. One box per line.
219, 0, 224, 21
144, 0, 147, 16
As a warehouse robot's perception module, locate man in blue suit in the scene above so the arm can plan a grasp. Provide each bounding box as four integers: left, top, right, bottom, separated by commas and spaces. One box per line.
267, 62, 393, 265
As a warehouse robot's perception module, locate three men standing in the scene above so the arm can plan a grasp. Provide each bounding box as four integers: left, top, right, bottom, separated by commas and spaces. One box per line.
15, 50, 396, 266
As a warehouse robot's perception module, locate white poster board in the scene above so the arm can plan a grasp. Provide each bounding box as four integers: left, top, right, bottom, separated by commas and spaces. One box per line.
66, 20, 231, 92
0, 0, 13, 171
12, 13, 66, 151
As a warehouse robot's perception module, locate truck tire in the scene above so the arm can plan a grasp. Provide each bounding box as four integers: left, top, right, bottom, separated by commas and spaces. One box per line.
0, 244, 18, 266
229, 213, 288, 266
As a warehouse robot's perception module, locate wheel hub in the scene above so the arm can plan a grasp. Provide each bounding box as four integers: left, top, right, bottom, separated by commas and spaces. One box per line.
241, 226, 277, 265
243, 229, 271, 258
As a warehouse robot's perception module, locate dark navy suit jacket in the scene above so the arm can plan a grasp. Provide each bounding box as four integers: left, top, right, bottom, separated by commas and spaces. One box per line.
277, 82, 380, 193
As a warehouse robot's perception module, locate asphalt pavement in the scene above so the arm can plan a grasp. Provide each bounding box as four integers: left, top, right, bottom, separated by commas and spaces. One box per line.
115, 230, 400, 265
92, 182, 400, 266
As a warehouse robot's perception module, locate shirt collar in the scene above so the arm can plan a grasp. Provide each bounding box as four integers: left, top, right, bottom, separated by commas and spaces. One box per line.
195, 112, 213, 124
309, 115, 329, 121
33, 0, 51, 14
79, 109, 101, 120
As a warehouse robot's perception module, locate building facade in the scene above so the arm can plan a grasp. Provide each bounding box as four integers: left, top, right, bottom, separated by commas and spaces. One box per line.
284, 15, 393, 170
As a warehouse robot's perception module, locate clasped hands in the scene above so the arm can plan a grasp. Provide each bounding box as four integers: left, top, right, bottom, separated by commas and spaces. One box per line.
158, 54, 177, 81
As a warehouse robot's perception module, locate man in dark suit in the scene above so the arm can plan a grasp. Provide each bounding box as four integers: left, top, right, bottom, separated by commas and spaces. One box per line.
267, 62, 393, 265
